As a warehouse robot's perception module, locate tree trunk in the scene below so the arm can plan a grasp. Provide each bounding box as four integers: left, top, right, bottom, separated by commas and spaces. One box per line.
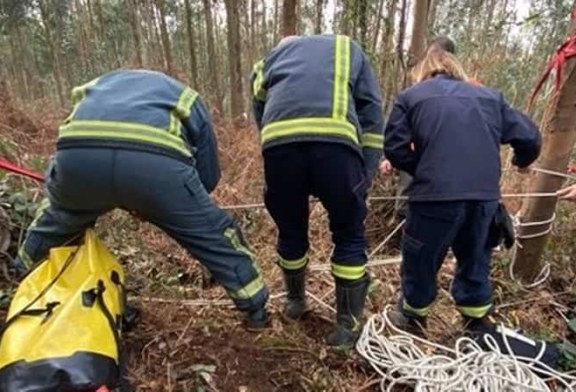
250, 0, 257, 54
339, 0, 353, 36
94, 0, 105, 42
427, 0, 438, 31
129, 0, 143, 67
261, 0, 268, 50
371, 0, 386, 53
224, 0, 246, 118
397, 0, 408, 79
282, 0, 297, 37
512, 8, 576, 282
184, 0, 198, 88
358, 0, 368, 48
74, 0, 89, 73
8, 33, 26, 100
86, 0, 97, 43
155, 0, 173, 74
408, 0, 430, 69
195, 8, 206, 84
202, 0, 224, 114
315, 0, 324, 34
147, 0, 163, 67
38, 0, 65, 106
273, 0, 280, 43
381, 0, 398, 102
394, 0, 412, 216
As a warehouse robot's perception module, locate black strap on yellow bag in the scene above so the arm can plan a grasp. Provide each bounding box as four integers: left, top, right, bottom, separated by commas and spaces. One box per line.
0, 229, 131, 392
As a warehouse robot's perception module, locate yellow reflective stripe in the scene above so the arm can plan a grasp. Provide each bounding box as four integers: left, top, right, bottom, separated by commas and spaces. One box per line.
175, 87, 199, 118
261, 118, 358, 144
362, 133, 384, 149
71, 77, 100, 103
29, 198, 50, 229
168, 113, 180, 137
224, 227, 255, 260
332, 36, 342, 118
403, 300, 430, 317
169, 87, 199, 136
17, 198, 51, 269
66, 78, 100, 123
331, 263, 365, 280
17, 248, 34, 269
228, 275, 266, 299
59, 120, 191, 157
252, 59, 266, 101
457, 304, 492, 318
278, 255, 308, 270
223, 227, 265, 299
332, 35, 351, 120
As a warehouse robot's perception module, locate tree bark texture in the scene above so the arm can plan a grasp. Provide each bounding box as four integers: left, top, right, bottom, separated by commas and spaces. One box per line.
512, 6, 576, 281
224, 0, 246, 118
202, 0, 224, 114
282, 0, 297, 37
184, 0, 199, 88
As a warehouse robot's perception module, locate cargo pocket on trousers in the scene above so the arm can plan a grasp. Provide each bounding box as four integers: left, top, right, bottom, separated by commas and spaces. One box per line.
44, 158, 58, 192
182, 175, 225, 229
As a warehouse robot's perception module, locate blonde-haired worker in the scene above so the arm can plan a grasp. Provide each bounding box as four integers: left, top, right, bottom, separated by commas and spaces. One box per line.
382, 48, 542, 339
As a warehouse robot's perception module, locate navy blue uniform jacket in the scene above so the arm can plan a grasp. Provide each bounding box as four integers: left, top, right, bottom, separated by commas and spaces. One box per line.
384, 74, 541, 201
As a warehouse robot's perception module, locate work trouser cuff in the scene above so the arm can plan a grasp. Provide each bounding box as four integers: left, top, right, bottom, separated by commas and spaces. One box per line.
277, 254, 308, 272
402, 299, 431, 318
331, 262, 366, 281
457, 303, 493, 319
230, 285, 269, 312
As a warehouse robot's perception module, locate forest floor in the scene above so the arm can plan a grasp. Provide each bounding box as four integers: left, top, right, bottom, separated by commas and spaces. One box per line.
1, 91, 576, 391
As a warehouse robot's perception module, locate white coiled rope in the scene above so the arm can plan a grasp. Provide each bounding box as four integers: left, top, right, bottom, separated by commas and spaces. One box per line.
356, 306, 576, 392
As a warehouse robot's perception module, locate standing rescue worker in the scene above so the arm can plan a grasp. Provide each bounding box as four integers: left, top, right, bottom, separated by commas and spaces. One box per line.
383, 48, 541, 336
14, 69, 269, 329
250, 35, 384, 347
386, 36, 459, 213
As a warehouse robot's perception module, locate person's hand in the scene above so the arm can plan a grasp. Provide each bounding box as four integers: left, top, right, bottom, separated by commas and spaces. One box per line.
557, 184, 576, 201
379, 160, 393, 176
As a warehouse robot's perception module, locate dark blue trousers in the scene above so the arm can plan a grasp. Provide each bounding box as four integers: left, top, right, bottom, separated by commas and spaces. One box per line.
15, 148, 268, 311
263, 142, 368, 280
401, 201, 499, 318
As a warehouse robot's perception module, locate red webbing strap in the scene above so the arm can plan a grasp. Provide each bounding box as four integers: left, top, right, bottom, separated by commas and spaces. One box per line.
528, 10, 576, 110
0, 158, 44, 182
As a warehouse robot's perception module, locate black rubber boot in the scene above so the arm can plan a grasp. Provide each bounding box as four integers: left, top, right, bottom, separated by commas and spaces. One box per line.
244, 308, 270, 331
387, 309, 427, 336
282, 268, 308, 319
326, 274, 370, 349
463, 314, 495, 335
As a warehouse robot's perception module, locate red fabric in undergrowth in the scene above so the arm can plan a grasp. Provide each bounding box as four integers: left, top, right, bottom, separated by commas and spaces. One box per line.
0, 158, 44, 182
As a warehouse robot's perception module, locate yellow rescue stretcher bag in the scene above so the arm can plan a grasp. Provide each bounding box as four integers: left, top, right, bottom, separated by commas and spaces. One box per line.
0, 229, 127, 391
